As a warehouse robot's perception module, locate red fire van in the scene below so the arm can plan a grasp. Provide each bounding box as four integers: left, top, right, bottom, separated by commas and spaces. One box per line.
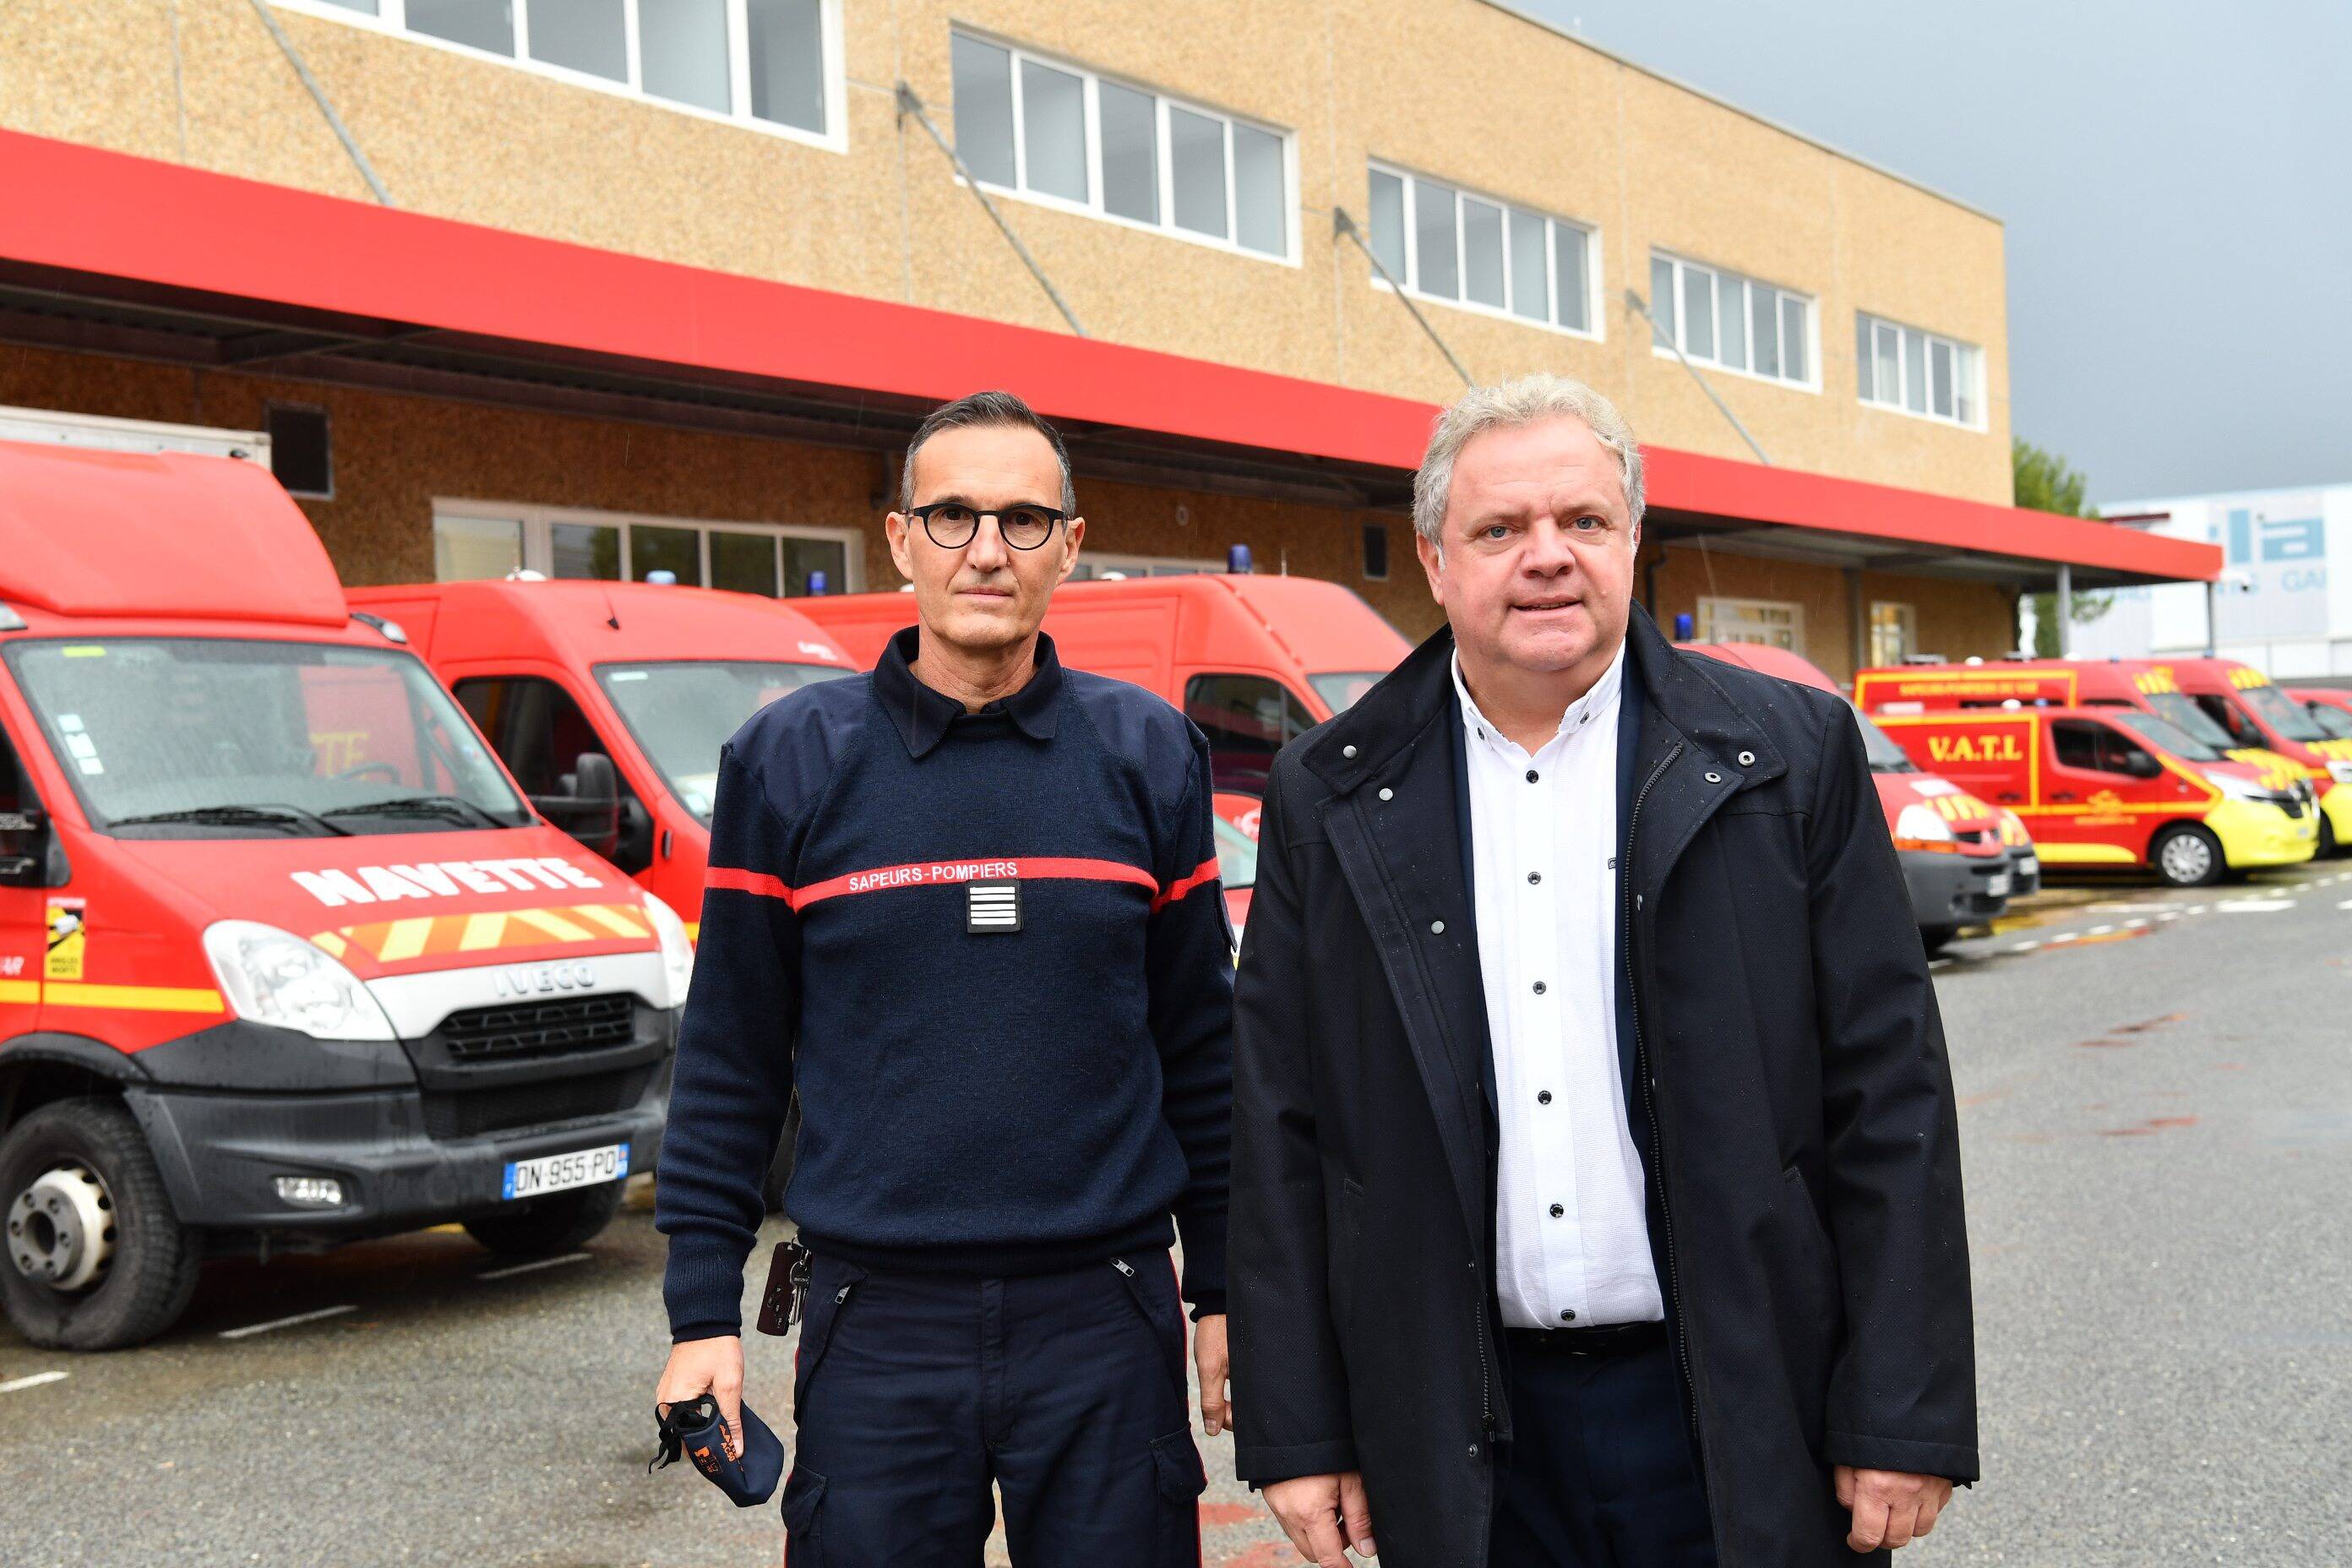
1684, 643, 2024, 948
0, 444, 693, 1349
793, 574, 1412, 795
346, 580, 855, 940
1857, 703, 2314, 886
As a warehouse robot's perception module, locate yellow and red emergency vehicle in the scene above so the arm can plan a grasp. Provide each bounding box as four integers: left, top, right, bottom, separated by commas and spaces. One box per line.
2289, 687, 2352, 745
0, 444, 693, 1350
1855, 663, 2316, 885
1684, 643, 2029, 950
346, 579, 856, 943
2151, 660, 2352, 849
1856, 658, 2344, 853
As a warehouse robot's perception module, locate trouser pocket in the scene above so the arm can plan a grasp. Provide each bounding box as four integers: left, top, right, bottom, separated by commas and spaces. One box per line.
792, 1256, 867, 1420
1108, 1254, 1189, 1403
780, 1466, 828, 1565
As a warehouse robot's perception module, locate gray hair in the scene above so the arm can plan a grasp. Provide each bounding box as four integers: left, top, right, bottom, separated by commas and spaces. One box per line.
1410, 373, 1646, 547
899, 389, 1077, 517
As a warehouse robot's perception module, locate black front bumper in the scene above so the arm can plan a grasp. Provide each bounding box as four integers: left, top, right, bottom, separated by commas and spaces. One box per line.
122, 1005, 673, 1239
1899, 848, 2012, 929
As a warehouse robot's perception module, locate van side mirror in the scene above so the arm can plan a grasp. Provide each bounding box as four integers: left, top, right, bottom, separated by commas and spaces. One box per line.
0, 805, 54, 887
2122, 751, 2161, 780
532, 753, 622, 859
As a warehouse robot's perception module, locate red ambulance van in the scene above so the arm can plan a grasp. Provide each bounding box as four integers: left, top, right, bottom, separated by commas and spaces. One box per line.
2289, 687, 2352, 745
793, 574, 1412, 795
346, 580, 855, 941
0, 444, 693, 1349
1683, 643, 2025, 948
1853, 696, 2314, 885
2151, 661, 2352, 848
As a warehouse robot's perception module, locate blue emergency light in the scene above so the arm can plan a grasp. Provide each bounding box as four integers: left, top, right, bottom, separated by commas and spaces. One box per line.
1227, 544, 1252, 574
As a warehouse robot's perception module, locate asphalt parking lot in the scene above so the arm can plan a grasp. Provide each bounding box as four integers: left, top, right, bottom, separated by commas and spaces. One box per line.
4, 859, 2349, 1566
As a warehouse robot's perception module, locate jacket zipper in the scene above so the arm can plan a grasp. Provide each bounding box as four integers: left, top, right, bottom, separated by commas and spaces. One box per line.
1621, 742, 1707, 1455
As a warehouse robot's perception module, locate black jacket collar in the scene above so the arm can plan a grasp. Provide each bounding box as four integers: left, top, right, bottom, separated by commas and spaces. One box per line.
1300, 602, 1784, 797
873, 625, 1064, 758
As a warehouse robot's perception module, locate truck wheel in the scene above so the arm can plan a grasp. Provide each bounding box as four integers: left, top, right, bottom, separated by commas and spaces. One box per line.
1919, 924, 1959, 955
0, 1098, 201, 1351
2321, 813, 2339, 858
2153, 824, 2224, 887
462, 1179, 625, 1259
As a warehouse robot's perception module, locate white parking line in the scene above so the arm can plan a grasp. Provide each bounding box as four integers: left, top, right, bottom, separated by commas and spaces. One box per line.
0, 1370, 68, 1394
2124, 918, 2149, 929
2007, 941, 2040, 954
2219, 900, 2296, 913
2051, 931, 2079, 943
2157, 911, 2181, 922
477, 1250, 592, 1282
2088, 925, 2115, 936
2186, 906, 2209, 916
219, 1304, 355, 1340
2339, 897, 2352, 911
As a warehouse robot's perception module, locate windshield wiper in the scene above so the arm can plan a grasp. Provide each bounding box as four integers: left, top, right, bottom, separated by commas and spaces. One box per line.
110, 803, 352, 836
324, 794, 506, 829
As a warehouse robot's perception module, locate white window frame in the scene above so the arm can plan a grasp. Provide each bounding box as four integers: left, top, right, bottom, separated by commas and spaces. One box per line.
1696, 596, 1806, 651
273, 0, 847, 152
1648, 251, 1818, 393
1856, 312, 1986, 430
432, 499, 863, 596
1867, 601, 1917, 667
1068, 551, 1223, 580
948, 29, 1298, 267
1363, 160, 1602, 340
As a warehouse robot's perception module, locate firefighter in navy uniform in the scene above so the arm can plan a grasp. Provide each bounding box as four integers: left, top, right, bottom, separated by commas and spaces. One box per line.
653, 392, 1233, 1567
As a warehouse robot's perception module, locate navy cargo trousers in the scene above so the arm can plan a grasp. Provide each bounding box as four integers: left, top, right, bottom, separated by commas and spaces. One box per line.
778, 1249, 1207, 1567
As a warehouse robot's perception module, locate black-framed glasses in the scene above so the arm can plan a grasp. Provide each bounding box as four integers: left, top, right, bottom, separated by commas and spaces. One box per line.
908, 501, 1067, 551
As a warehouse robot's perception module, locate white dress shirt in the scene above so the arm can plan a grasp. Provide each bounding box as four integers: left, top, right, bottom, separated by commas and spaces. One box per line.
1452, 645, 1664, 1330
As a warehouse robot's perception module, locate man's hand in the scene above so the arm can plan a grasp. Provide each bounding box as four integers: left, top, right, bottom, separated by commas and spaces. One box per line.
656, 1335, 746, 1460
1194, 1313, 1231, 1437
1837, 1465, 1952, 1552
1263, 1472, 1375, 1566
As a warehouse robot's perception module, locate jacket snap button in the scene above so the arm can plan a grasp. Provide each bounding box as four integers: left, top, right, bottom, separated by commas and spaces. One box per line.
1430, 920, 1446, 934
1467, 1444, 1479, 1458
1379, 787, 1394, 801
1738, 749, 1756, 765
1343, 744, 1358, 759
1705, 771, 1723, 784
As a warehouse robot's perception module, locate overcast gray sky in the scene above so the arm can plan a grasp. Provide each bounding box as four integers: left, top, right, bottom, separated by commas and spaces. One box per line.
1513, 0, 2350, 506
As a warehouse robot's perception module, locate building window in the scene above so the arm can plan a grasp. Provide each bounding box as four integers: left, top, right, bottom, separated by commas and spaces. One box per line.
1066, 552, 1222, 580
265, 405, 335, 498
277, 0, 841, 144
433, 503, 860, 597
950, 31, 1293, 262
1868, 602, 1916, 667
1648, 252, 1814, 389
1362, 523, 1390, 581
1697, 596, 1805, 652
1857, 313, 1983, 427
1364, 162, 1596, 336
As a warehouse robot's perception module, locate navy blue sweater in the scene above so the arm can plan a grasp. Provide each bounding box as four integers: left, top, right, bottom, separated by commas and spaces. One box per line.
656, 629, 1234, 1340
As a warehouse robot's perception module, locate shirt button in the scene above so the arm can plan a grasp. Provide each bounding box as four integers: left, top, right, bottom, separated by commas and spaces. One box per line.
1527, 871, 1541, 885
1532, 981, 1547, 994
1430, 920, 1446, 934
1549, 1204, 1565, 1218
1342, 744, 1358, 759
1378, 787, 1394, 801
1738, 749, 1756, 766
1537, 1091, 1552, 1104
1525, 769, 1539, 783
1560, 1309, 1577, 1323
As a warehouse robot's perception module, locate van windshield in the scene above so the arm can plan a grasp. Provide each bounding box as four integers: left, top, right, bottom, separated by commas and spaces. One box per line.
2304, 701, 2352, 741
2145, 690, 2238, 751
1308, 672, 1387, 714
2237, 682, 2328, 743
1212, 813, 1257, 891
595, 660, 853, 822
1854, 705, 1917, 772
2109, 710, 2223, 762
5, 638, 530, 837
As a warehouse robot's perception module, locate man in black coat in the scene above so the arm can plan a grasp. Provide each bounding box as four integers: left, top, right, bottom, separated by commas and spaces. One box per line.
1230, 373, 1976, 1568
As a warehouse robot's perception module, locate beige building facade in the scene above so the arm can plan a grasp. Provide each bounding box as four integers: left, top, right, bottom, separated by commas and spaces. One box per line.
0, 0, 2115, 680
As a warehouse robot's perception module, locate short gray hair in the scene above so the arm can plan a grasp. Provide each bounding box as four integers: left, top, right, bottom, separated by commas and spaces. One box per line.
1410, 373, 1646, 546
899, 389, 1078, 517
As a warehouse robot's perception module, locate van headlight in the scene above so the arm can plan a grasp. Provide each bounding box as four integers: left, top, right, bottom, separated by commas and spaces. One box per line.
2328, 761, 2352, 785
203, 921, 397, 1041
2202, 769, 2273, 804
1892, 803, 1956, 852
641, 892, 695, 1009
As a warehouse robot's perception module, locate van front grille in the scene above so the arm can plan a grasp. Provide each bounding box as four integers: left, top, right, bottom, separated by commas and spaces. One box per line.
440, 994, 635, 1062
420, 1065, 653, 1141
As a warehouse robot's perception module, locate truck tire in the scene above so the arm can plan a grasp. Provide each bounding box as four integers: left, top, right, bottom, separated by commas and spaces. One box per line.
462, 1179, 625, 1258
2152, 823, 2225, 887
0, 1097, 201, 1351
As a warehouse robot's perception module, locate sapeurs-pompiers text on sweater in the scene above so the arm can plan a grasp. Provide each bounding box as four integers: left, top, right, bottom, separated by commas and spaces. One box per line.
656, 629, 1234, 1340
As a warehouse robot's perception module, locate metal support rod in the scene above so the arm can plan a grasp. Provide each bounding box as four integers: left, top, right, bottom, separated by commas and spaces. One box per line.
895, 82, 1086, 338
2055, 562, 2073, 657
1622, 290, 1769, 466
1333, 208, 1473, 389
248, 0, 395, 207
2203, 579, 2219, 657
